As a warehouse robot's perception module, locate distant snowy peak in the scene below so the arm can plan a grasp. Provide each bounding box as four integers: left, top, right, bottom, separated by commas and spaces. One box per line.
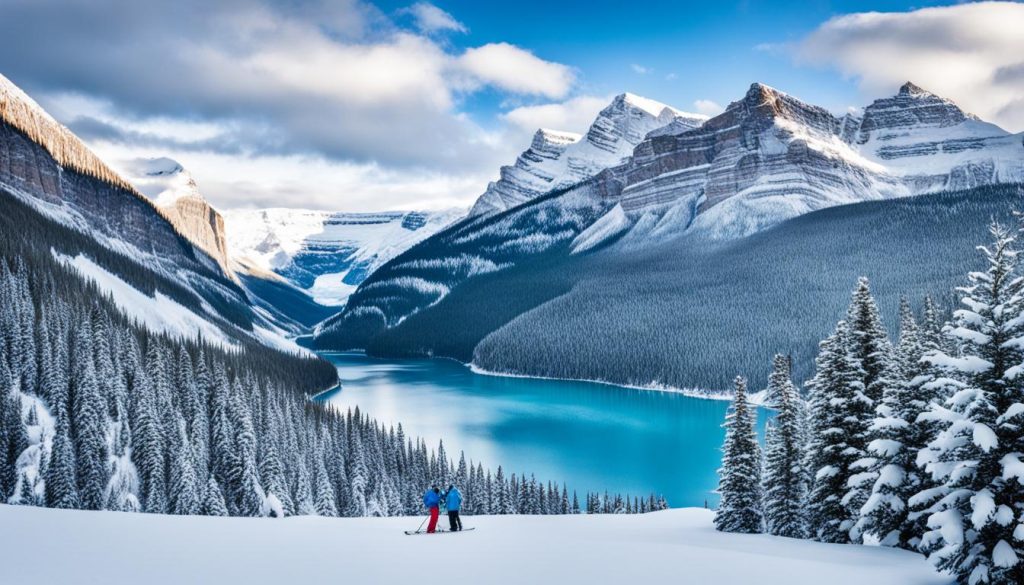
857, 82, 980, 141
852, 81, 1023, 191
122, 156, 201, 206
469, 93, 706, 217
223, 207, 465, 305
120, 157, 233, 277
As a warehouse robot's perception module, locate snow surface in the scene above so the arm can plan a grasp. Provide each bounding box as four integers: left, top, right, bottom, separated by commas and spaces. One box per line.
0, 505, 948, 585
571, 203, 630, 254
223, 207, 465, 305
54, 251, 236, 349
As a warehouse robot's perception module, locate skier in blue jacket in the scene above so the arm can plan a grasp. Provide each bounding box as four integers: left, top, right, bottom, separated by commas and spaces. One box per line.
423, 486, 441, 533
442, 484, 463, 532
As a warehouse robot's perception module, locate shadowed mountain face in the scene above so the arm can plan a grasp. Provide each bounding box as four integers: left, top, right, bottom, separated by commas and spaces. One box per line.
315, 81, 1024, 390
0, 73, 265, 341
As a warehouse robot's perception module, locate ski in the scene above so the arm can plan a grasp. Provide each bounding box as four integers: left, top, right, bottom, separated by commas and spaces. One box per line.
404, 527, 475, 535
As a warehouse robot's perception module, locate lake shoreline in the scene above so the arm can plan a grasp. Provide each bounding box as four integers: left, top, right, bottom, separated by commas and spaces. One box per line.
311, 347, 766, 406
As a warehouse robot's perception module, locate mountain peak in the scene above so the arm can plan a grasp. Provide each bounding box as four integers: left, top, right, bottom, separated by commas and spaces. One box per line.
612, 92, 675, 118
121, 157, 201, 206
898, 81, 929, 97
746, 82, 785, 101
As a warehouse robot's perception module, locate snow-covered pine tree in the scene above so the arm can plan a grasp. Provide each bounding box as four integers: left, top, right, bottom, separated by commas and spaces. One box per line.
843, 278, 897, 541
170, 418, 201, 515
917, 222, 1024, 585
805, 318, 868, 543
202, 477, 229, 517
70, 317, 108, 510
45, 416, 79, 509
715, 376, 762, 533
495, 465, 509, 514
227, 382, 264, 516
764, 354, 794, 409
293, 458, 315, 516
859, 297, 936, 548
762, 357, 807, 538
0, 359, 23, 500
313, 441, 338, 517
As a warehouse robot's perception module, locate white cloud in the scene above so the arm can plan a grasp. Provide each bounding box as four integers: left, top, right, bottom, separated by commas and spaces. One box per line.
403, 2, 467, 34
503, 95, 610, 135
796, 1, 1024, 131
693, 99, 724, 116
0, 0, 581, 210
457, 43, 576, 99
631, 64, 651, 75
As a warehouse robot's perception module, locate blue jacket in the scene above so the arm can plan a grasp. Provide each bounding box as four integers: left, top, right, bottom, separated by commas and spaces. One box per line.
443, 487, 462, 511
423, 489, 441, 509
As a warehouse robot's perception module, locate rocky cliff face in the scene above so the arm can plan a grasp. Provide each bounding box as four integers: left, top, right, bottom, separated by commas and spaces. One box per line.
0, 73, 264, 339
609, 81, 1023, 239
469, 93, 706, 217
617, 83, 897, 239
120, 157, 233, 278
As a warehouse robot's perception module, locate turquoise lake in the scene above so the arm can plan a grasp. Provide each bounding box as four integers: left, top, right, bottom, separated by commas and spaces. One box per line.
315, 351, 769, 508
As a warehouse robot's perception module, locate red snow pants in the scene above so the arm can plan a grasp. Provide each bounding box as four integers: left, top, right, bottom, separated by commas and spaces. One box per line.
427, 507, 439, 533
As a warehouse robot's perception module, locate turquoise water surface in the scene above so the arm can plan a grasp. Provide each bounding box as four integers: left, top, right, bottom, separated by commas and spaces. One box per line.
316, 351, 768, 508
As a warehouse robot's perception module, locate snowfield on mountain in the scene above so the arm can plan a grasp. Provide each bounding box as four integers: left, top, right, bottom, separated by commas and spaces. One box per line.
0, 504, 949, 585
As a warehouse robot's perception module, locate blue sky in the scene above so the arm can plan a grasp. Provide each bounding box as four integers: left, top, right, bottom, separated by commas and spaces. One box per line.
0, 1, 1021, 211
381, 0, 956, 128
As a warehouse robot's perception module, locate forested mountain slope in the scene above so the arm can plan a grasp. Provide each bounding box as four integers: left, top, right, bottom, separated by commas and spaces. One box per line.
0, 73, 295, 346
315, 81, 1024, 392
324, 184, 1021, 391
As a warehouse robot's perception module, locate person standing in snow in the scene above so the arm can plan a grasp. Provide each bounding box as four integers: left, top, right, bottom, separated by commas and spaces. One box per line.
423, 486, 441, 533
442, 484, 463, 532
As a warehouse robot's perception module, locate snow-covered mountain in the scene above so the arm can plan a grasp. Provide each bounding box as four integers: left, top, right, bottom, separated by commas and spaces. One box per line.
469, 93, 706, 217
617, 82, 1024, 240
314, 81, 1024, 353
223, 207, 465, 305
0, 73, 299, 348
120, 157, 233, 277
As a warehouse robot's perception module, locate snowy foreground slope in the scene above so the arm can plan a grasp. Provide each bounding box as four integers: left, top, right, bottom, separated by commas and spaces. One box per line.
0, 505, 948, 585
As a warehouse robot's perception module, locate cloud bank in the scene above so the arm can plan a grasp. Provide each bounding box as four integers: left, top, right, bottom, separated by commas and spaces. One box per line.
796, 1, 1024, 131
0, 0, 589, 210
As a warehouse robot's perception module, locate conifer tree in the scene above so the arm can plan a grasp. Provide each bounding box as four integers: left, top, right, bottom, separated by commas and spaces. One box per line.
917, 223, 1024, 585
71, 319, 108, 510
805, 319, 868, 543
45, 417, 79, 509
715, 376, 762, 533
762, 358, 807, 538
202, 477, 229, 517
842, 278, 896, 541
170, 419, 201, 515
859, 298, 936, 548
132, 370, 167, 514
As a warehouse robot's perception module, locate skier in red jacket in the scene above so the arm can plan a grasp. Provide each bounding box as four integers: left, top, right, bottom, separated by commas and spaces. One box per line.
423, 486, 442, 533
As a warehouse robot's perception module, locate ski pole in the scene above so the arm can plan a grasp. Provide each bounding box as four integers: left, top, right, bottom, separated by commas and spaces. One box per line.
414, 514, 429, 533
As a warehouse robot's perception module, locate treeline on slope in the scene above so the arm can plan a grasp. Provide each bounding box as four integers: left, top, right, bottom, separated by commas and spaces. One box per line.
472, 184, 1021, 391
0, 230, 662, 518
715, 221, 1024, 585
0, 188, 254, 332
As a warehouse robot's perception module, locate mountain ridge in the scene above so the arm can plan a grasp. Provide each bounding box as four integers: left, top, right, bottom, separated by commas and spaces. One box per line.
314, 80, 1024, 357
